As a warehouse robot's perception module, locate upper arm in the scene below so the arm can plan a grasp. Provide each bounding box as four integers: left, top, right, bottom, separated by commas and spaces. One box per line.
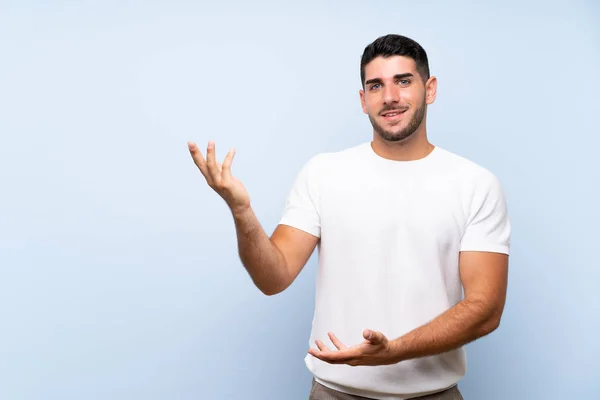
273, 155, 323, 288
459, 251, 509, 328
271, 224, 319, 285
458, 170, 511, 329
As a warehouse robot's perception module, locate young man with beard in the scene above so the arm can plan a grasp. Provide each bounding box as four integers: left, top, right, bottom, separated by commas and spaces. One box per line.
188, 34, 510, 400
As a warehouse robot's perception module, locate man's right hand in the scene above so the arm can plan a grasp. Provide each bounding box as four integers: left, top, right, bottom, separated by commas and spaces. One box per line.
188, 140, 251, 216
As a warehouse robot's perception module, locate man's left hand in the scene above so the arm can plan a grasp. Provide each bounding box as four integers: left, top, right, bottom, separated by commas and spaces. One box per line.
307, 330, 399, 366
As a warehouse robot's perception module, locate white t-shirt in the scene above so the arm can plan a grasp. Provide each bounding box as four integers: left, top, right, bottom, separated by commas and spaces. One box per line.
279, 141, 511, 400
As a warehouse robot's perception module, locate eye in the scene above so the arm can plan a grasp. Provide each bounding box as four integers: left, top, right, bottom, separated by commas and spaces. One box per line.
397, 79, 410, 86
370, 83, 381, 90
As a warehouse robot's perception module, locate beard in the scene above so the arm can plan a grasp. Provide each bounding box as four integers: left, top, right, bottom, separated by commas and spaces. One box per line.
369, 99, 427, 142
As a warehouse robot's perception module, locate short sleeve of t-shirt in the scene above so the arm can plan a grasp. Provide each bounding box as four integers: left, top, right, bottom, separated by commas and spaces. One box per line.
460, 171, 511, 254
278, 155, 322, 238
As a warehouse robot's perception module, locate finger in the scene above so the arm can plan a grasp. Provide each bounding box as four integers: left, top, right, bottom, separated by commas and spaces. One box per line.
363, 329, 386, 344
221, 148, 235, 178
309, 348, 357, 364
328, 332, 348, 350
205, 141, 220, 183
315, 340, 332, 352
188, 141, 210, 179
309, 352, 347, 364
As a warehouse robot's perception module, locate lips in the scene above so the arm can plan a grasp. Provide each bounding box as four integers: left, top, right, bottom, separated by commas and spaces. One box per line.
380, 109, 406, 122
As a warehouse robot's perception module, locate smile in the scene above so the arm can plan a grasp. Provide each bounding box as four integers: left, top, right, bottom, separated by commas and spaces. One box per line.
380, 109, 406, 121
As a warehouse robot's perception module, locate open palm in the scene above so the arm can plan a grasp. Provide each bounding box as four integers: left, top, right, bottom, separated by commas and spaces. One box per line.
188, 140, 251, 215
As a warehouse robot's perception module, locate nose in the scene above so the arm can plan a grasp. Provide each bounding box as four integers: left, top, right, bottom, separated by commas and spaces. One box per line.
382, 84, 400, 105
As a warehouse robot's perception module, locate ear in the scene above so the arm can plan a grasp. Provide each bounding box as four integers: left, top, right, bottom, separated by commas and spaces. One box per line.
425, 76, 437, 105
359, 89, 368, 114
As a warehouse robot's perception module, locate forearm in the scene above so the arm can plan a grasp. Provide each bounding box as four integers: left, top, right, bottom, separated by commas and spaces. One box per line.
232, 207, 289, 295
390, 296, 501, 362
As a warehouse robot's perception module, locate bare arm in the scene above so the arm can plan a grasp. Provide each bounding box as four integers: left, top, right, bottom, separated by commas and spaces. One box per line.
188, 141, 318, 295
233, 207, 318, 295
388, 251, 508, 361
309, 251, 509, 366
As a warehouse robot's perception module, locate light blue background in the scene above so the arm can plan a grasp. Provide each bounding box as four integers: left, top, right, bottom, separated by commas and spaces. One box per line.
1, 1, 598, 399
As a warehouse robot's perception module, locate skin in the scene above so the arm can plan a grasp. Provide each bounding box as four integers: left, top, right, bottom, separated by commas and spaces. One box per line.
188, 141, 317, 296
189, 55, 509, 367
359, 55, 437, 161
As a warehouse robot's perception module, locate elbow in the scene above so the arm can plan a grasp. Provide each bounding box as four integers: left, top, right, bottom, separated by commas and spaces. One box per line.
254, 269, 293, 297
479, 313, 502, 336
257, 282, 289, 296
467, 295, 504, 336
260, 287, 283, 296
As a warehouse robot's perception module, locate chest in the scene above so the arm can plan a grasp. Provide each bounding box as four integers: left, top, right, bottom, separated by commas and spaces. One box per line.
319, 172, 468, 248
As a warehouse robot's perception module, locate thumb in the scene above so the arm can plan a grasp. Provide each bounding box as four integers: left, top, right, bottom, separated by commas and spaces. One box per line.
363, 329, 385, 344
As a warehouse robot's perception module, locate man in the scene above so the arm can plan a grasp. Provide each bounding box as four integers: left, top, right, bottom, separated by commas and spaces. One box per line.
188, 34, 510, 400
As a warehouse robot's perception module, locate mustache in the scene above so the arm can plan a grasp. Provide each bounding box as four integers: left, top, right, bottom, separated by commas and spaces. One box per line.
379, 106, 408, 115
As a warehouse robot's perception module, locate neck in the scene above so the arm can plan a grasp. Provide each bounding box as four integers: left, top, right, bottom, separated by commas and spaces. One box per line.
371, 126, 434, 161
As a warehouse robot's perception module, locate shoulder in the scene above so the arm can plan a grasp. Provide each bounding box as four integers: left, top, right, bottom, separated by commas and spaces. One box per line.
435, 146, 502, 187
300, 142, 368, 172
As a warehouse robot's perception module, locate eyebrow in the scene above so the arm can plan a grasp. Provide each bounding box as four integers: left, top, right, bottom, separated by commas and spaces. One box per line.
365, 73, 414, 86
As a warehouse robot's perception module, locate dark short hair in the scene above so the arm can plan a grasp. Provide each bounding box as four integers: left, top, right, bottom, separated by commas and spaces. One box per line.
360, 34, 430, 86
